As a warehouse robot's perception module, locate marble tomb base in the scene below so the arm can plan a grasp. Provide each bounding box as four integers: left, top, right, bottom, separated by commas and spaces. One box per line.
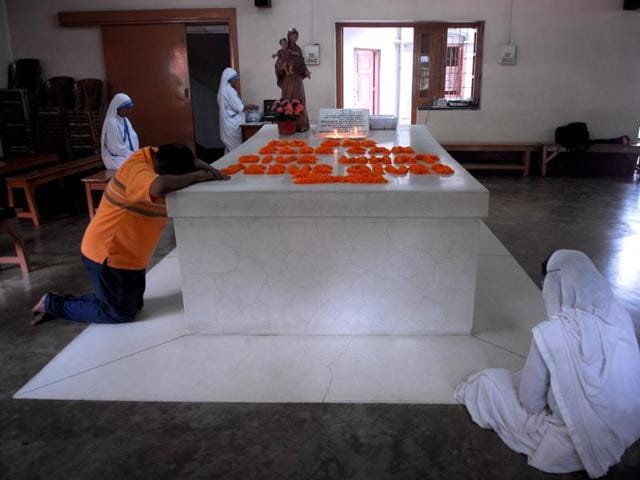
14, 224, 547, 403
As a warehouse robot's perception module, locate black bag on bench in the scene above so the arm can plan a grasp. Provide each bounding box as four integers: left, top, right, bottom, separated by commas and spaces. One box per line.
555, 122, 590, 152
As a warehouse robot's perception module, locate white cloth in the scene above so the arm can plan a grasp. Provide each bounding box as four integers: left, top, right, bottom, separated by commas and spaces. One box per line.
101, 93, 139, 170
217, 67, 245, 152
455, 250, 640, 478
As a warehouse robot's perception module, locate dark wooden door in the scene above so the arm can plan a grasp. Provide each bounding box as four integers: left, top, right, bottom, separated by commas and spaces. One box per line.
102, 24, 194, 150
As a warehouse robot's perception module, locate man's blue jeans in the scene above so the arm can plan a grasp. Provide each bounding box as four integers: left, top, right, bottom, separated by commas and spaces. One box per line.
45, 255, 146, 324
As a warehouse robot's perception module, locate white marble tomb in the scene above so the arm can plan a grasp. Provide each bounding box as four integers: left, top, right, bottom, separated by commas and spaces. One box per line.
168, 125, 488, 335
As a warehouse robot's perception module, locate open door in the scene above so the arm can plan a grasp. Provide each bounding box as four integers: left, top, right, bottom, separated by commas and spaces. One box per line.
412, 23, 446, 120
102, 24, 194, 150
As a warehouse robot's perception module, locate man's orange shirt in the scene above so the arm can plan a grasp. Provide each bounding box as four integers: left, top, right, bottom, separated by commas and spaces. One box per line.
81, 147, 167, 270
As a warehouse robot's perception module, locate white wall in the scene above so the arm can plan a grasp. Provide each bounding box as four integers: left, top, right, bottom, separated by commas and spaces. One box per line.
5, 0, 640, 142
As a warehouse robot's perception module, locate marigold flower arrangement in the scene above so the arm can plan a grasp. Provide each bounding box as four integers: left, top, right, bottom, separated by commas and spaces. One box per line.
271, 99, 305, 121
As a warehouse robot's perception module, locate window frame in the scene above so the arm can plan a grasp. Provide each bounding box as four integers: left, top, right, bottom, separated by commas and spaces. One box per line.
335, 21, 484, 123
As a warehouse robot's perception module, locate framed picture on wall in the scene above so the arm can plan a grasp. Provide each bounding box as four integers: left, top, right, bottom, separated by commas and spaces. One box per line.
304, 44, 320, 65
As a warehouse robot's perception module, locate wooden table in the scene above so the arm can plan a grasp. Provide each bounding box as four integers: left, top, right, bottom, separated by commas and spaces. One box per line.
541, 143, 640, 176
81, 169, 115, 219
441, 142, 539, 176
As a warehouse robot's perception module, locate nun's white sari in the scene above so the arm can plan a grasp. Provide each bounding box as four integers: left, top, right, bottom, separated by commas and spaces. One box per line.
101, 93, 139, 170
455, 250, 640, 477
217, 67, 245, 153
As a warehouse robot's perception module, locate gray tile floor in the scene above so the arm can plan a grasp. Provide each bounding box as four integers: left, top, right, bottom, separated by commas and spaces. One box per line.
1, 176, 639, 479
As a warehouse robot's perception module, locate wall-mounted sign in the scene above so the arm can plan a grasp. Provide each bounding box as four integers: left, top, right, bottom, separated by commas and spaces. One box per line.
317, 108, 369, 137
499, 44, 517, 65
304, 44, 320, 65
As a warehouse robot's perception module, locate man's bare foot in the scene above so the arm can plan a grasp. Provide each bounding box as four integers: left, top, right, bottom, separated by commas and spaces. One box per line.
31, 293, 51, 326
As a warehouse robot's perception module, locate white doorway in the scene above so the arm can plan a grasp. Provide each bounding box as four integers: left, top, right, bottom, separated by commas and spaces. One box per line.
342, 27, 414, 125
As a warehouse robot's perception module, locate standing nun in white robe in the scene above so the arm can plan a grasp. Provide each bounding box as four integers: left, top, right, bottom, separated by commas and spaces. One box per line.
217, 67, 245, 153
101, 93, 139, 170
455, 249, 640, 478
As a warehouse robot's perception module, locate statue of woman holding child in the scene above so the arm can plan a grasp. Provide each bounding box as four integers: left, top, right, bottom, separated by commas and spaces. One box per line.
274, 28, 310, 132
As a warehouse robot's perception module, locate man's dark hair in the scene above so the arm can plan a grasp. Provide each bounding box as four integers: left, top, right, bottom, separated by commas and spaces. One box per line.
155, 143, 196, 175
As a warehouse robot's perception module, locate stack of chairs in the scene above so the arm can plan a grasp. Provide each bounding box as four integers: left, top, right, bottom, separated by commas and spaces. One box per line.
0, 59, 42, 157
67, 79, 104, 159
1, 62, 105, 161
36, 76, 75, 159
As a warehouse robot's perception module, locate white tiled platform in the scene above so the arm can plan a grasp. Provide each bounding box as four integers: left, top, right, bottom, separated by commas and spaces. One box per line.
14, 223, 544, 404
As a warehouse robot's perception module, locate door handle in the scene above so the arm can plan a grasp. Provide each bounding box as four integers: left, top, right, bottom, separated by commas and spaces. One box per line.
184, 88, 190, 98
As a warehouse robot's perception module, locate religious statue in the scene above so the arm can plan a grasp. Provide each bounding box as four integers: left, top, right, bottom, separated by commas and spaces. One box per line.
275, 28, 310, 132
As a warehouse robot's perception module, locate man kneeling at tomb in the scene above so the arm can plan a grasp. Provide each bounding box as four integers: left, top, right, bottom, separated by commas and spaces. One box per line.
32, 144, 229, 325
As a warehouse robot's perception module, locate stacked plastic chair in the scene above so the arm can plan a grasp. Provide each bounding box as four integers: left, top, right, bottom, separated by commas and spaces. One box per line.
67, 79, 104, 159
0, 59, 42, 157
36, 76, 75, 158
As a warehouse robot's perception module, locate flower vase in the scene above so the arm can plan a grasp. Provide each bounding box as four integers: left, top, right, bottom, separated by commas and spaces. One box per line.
277, 120, 297, 135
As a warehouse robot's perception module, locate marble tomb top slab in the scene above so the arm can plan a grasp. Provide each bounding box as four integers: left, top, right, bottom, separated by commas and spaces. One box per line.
168, 125, 488, 219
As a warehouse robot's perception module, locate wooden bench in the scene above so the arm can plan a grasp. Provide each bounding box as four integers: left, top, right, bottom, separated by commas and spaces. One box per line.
81, 169, 115, 219
6, 154, 104, 226
441, 142, 539, 176
0, 154, 59, 176
541, 143, 640, 176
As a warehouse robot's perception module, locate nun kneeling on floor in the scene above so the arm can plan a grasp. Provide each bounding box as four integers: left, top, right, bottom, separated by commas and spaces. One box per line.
455, 249, 640, 478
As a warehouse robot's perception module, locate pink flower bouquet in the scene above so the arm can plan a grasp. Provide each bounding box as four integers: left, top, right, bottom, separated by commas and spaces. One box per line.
271, 99, 305, 121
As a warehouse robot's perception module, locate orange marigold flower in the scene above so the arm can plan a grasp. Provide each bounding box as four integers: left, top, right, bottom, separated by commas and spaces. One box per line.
394, 155, 417, 164
259, 147, 277, 154
239, 155, 260, 164
342, 174, 388, 184
353, 156, 368, 164
261, 155, 274, 164
384, 165, 409, 175
267, 164, 286, 175
320, 139, 341, 147
416, 153, 439, 164
289, 140, 307, 147
297, 155, 318, 164
299, 146, 314, 154
431, 164, 455, 175
361, 140, 377, 147
314, 146, 335, 155
276, 155, 296, 164
338, 155, 354, 165
371, 164, 384, 176
409, 164, 431, 175
346, 146, 367, 155
312, 164, 333, 174
221, 163, 244, 175
244, 164, 266, 175
391, 146, 415, 154
369, 146, 390, 155
346, 165, 372, 175
278, 146, 296, 154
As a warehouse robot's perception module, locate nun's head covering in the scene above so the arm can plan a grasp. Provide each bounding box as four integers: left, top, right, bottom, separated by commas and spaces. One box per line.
106, 93, 134, 118
542, 249, 614, 320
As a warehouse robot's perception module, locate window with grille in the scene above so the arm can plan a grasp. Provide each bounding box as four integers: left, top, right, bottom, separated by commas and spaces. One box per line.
413, 22, 483, 109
